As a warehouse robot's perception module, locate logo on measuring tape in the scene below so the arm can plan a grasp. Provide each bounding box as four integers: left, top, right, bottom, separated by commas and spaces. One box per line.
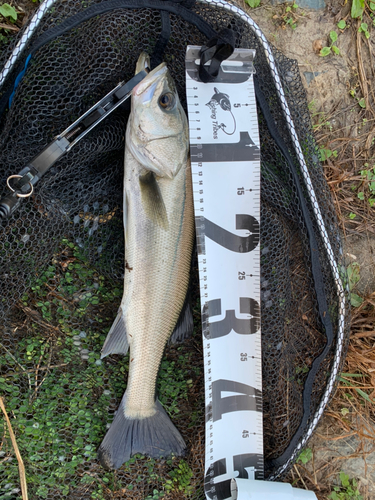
206, 87, 236, 137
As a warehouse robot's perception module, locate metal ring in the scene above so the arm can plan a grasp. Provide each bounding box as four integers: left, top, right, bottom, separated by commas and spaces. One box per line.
6, 174, 34, 198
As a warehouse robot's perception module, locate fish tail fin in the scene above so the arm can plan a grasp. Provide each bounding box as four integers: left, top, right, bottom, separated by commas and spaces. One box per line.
101, 309, 129, 358
98, 397, 186, 469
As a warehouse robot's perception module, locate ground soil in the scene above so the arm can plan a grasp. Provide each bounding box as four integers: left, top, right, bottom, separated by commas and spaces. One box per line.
240, 1, 375, 498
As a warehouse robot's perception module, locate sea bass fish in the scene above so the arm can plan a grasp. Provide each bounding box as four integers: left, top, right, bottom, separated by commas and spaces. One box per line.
98, 54, 194, 470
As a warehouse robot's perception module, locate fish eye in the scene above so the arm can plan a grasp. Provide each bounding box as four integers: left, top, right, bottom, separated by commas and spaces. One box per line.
158, 92, 175, 111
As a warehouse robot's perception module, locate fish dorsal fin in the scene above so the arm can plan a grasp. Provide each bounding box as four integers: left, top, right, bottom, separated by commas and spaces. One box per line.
139, 171, 169, 230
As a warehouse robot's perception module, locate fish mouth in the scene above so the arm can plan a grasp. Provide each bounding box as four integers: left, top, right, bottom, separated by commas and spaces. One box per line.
134, 63, 168, 97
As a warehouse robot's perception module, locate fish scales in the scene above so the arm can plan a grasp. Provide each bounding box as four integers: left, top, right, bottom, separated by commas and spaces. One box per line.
124, 149, 194, 417
98, 53, 194, 470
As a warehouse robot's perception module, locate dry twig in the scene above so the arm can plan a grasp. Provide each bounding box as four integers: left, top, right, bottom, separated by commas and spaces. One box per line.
0, 397, 28, 500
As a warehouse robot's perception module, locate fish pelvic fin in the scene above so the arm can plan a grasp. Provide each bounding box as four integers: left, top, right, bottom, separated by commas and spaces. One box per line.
139, 171, 169, 230
101, 309, 129, 358
98, 397, 186, 469
169, 293, 194, 344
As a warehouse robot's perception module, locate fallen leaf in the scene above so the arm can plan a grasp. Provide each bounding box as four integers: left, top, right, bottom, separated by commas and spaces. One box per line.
312, 39, 324, 54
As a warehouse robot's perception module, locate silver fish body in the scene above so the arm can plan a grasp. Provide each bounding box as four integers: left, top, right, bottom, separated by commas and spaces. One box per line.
98, 55, 194, 470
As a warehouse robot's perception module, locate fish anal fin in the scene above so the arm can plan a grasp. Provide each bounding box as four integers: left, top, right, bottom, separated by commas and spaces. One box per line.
139, 171, 168, 230
101, 309, 129, 358
98, 398, 186, 469
169, 294, 194, 344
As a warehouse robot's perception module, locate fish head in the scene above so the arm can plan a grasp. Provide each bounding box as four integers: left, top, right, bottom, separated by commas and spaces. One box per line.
127, 61, 189, 179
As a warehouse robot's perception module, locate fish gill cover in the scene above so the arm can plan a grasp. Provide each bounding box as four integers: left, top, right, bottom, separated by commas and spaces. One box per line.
0, 0, 349, 499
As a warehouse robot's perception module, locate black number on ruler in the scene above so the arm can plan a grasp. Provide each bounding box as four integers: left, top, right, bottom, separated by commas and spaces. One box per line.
202, 297, 260, 339
204, 454, 264, 499
209, 379, 262, 422
195, 215, 259, 253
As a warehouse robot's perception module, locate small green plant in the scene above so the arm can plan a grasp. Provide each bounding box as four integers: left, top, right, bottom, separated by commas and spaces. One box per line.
320, 31, 340, 56
244, 0, 261, 8
297, 447, 312, 464
145, 490, 165, 500
318, 147, 338, 162
0, 3, 17, 21
347, 262, 363, 307
339, 373, 373, 404
309, 103, 333, 131
357, 165, 375, 207
164, 460, 194, 495
283, 3, 299, 30
348, 212, 356, 220
349, 88, 366, 108
351, 0, 365, 19
358, 22, 370, 38
329, 472, 363, 499
0, 1, 17, 46
337, 19, 347, 30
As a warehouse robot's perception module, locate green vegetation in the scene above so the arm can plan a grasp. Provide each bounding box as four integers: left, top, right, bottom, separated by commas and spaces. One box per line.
164, 459, 194, 495
308, 100, 334, 132
0, 239, 199, 498
347, 262, 363, 307
283, 3, 299, 30
0, 2, 17, 45
351, 0, 365, 19
297, 447, 312, 465
0, 240, 122, 498
244, 0, 261, 8
358, 21, 370, 38
339, 373, 374, 404
318, 146, 338, 162
0, 4, 17, 21
356, 165, 375, 207
329, 472, 363, 500
320, 30, 340, 56
349, 88, 366, 109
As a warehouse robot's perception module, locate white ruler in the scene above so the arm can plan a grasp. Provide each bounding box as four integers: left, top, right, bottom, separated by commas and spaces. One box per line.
185, 47, 263, 500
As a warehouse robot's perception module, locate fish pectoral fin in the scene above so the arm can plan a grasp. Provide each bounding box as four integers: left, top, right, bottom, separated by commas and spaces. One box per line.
101, 309, 129, 358
139, 171, 169, 230
169, 294, 194, 344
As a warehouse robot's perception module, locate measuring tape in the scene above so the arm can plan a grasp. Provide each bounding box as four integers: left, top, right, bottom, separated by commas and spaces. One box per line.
186, 47, 263, 500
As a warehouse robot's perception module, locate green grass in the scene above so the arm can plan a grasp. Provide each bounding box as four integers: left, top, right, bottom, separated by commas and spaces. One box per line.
0, 238, 200, 499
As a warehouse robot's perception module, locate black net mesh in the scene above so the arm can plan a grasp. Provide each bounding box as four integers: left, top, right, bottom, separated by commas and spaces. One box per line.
0, 1, 350, 498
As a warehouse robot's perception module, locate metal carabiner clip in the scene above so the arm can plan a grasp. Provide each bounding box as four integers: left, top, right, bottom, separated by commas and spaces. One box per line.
6, 175, 34, 198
